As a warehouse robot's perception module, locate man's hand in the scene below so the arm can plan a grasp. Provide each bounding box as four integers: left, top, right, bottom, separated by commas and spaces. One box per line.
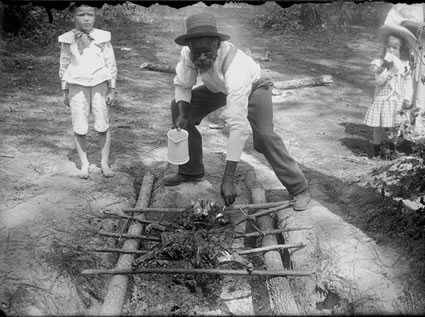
63, 90, 70, 107
221, 160, 238, 206
106, 88, 116, 106
174, 100, 190, 130
175, 114, 190, 130
221, 178, 237, 206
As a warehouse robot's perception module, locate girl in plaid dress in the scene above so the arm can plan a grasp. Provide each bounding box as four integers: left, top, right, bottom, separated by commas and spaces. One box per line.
364, 29, 414, 159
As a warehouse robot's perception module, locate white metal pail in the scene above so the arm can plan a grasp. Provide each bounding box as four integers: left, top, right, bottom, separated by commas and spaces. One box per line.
167, 128, 189, 165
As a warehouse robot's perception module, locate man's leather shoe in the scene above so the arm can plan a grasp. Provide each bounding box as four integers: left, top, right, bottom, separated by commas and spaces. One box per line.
292, 190, 312, 211
163, 173, 204, 186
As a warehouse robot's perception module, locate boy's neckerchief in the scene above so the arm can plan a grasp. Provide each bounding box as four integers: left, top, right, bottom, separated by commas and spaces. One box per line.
73, 29, 94, 54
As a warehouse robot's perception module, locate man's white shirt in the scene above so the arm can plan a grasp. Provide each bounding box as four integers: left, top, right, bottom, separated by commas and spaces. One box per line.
174, 41, 262, 162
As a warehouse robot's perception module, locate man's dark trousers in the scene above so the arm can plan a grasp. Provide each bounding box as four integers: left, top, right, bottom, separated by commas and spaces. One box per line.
171, 85, 308, 196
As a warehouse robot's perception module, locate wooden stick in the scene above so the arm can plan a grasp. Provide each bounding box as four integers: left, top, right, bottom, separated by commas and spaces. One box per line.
101, 210, 169, 226
122, 201, 290, 215
235, 227, 312, 238
231, 201, 290, 211
249, 203, 291, 217
273, 75, 333, 90
233, 204, 292, 226
97, 230, 161, 242
237, 243, 305, 255
86, 248, 149, 255
82, 267, 313, 277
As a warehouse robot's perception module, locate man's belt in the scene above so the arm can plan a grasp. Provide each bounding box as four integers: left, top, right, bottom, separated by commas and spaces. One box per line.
251, 77, 274, 93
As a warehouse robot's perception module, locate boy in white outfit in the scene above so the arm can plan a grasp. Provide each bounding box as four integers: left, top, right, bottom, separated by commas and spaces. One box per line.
59, 2, 117, 178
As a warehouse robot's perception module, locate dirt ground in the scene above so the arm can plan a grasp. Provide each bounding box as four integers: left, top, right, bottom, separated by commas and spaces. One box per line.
1, 1, 425, 315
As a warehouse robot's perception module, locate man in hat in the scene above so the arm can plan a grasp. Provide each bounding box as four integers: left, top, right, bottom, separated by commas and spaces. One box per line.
383, 4, 424, 135
163, 13, 311, 210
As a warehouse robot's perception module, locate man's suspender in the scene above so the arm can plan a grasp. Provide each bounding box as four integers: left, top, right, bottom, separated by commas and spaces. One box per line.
222, 44, 238, 75
412, 4, 425, 108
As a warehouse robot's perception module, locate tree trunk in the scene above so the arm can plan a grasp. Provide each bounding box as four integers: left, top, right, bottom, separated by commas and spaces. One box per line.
299, 4, 322, 29
245, 170, 300, 315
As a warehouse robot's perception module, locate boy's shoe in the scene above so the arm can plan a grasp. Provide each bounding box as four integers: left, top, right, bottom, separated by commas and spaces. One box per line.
78, 163, 89, 179
163, 173, 204, 186
101, 166, 115, 178
292, 190, 312, 211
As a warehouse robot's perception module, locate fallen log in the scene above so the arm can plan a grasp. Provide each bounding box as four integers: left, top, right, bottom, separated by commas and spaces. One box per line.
273, 75, 333, 90
139, 62, 175, 74
82, 267, 313, 277
138, 62, 332, 91
245, 170, 300, 315
99, 171, 154, 316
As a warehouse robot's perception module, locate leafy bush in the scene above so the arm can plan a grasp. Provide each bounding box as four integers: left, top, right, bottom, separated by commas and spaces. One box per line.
253, 3, 302, 32
253, 1, 393, 33
3, 4, 73, 50
101, 2, 155, 24
2, 2, 155, 51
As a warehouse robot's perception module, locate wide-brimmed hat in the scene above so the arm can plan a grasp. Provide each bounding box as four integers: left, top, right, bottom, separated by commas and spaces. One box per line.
175, 13, 230, 46
378, 23, 418, 50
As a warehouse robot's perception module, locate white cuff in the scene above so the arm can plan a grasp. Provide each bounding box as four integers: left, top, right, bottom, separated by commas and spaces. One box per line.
61, 80, 68, 90
175, 86, 192, 103
225, 129, 250, 162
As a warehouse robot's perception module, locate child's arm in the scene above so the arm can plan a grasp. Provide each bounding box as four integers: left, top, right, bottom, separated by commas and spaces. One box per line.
59, 43, 71, 106
370, 59, 391, 85
104, 41, 117, 89
374, 67, 392, 86
59, 43, 71, 90
103, 41, 117, 106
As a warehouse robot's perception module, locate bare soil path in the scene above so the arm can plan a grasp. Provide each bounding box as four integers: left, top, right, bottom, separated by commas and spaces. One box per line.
0, 2, 424, 315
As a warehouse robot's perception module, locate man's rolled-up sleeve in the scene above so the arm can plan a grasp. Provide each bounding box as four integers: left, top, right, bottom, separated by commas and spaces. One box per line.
222, 54, 253, 162
174, 47, 197, 103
